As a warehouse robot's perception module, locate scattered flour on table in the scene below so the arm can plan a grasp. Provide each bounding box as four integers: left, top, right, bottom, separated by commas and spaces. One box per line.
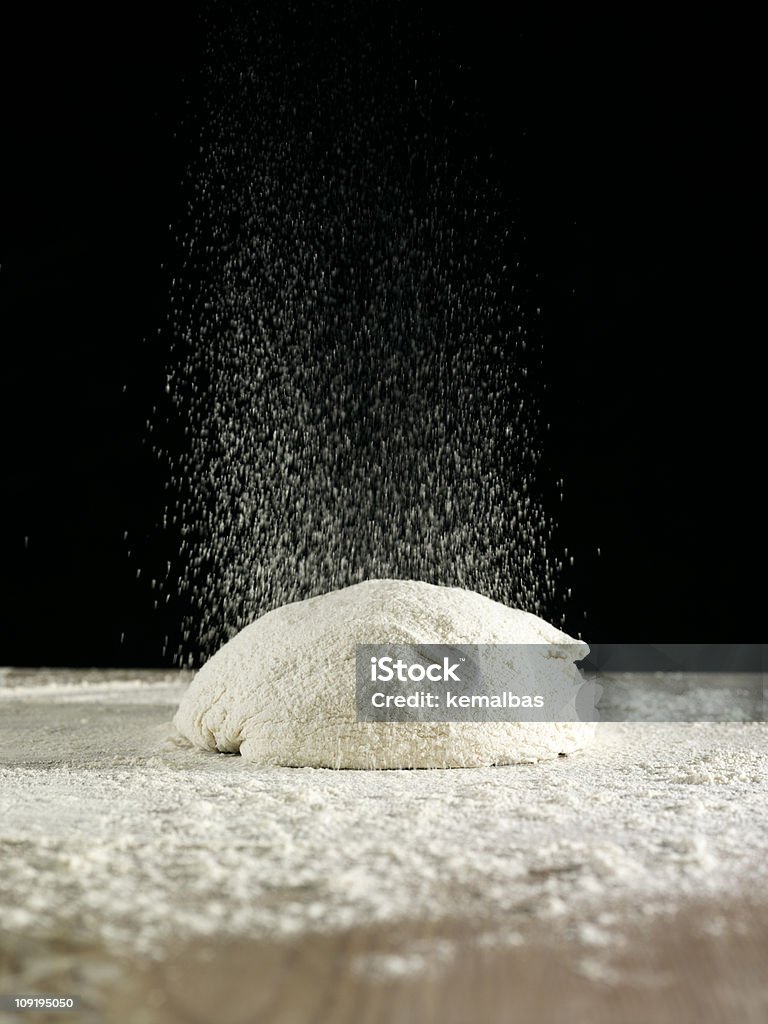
173, 579, 593, 769
0, 671, 766, 981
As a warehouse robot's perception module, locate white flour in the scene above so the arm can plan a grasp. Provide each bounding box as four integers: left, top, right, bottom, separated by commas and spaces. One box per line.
0, 669, 766, 975
173, 579, 593, 768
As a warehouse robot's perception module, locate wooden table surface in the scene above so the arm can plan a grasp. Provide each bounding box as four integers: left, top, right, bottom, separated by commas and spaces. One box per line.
2, 897, 767, 1024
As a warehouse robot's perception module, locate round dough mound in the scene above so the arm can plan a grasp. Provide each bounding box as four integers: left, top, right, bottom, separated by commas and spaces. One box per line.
173, 579, 594, 768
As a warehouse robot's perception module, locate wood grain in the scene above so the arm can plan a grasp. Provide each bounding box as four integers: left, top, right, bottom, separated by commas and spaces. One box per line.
2, 898, 766, 1024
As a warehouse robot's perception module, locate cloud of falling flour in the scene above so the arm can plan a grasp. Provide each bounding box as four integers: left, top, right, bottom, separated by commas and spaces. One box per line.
160, 3, 565, 664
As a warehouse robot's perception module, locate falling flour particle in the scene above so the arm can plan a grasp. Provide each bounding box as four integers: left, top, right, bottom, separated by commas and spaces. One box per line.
173, 579, 593, 768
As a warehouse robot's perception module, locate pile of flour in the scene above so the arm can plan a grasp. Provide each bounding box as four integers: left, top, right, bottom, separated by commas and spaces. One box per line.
172, 579, 593, 768
0, 669, 766, 982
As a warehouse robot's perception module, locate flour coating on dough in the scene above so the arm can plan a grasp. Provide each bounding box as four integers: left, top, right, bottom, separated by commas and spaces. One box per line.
173, 579, 593, 768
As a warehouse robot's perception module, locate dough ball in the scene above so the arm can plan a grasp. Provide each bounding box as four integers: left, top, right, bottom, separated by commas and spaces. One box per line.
173, 579, 594, 768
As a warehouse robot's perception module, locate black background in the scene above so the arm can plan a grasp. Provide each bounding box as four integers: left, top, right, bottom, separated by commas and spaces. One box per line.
1, 3, 760, 666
